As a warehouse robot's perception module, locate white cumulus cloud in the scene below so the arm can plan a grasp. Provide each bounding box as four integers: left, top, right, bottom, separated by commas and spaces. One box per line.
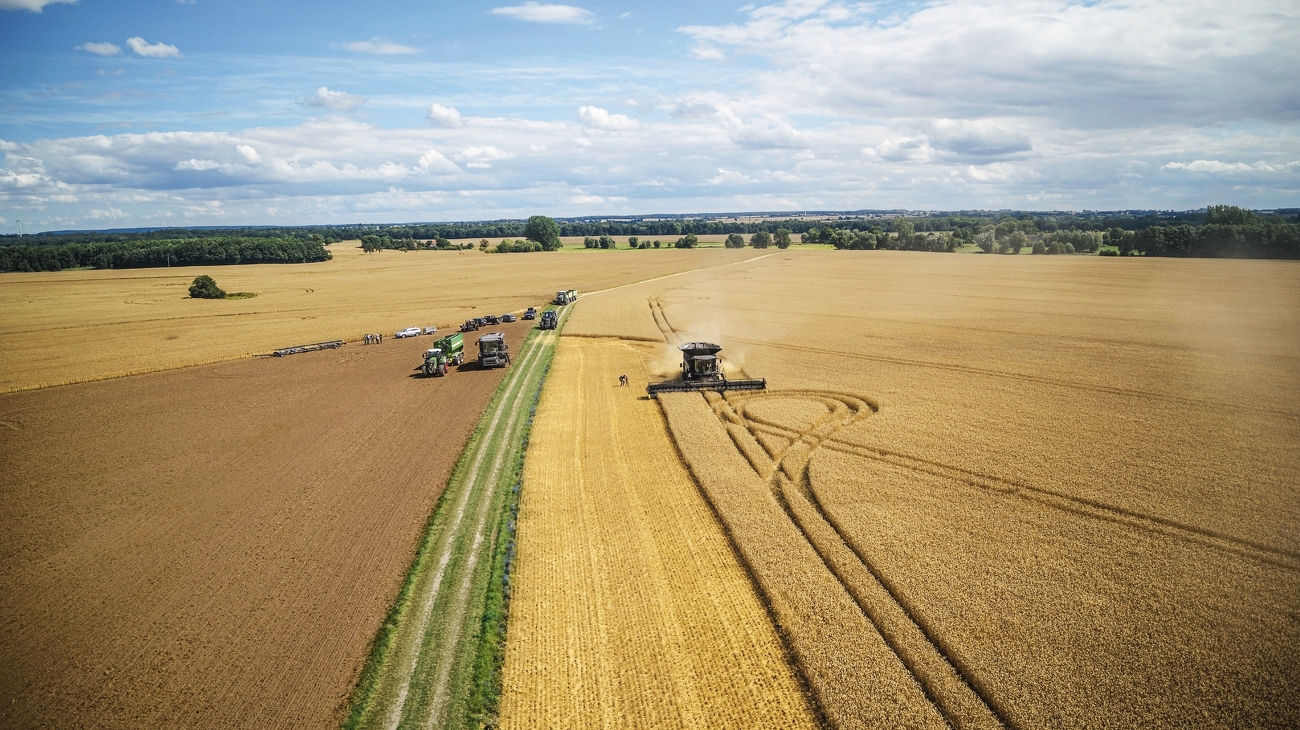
578, 105, 638, 131
126, 37, 182, 58
418, 149, 462, 174
236, 145, 261, 164
491, 2, 594, 25
1, 0, 75, 11
427, 103, 464, 128
304, 87, 366, 111
455, 145, 514, 169
78, 42, 122, 56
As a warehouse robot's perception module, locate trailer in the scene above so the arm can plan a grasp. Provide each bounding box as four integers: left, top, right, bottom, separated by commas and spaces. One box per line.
646, 342, 766, 398
477, 332, 511, 368
553, 289, 578, 305
422, 333, 465, 376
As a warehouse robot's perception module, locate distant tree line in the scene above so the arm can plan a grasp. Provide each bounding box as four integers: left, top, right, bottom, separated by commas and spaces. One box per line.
812, 206, 1300, 259
0, 236, 331, 273
6, 207, 1297, 268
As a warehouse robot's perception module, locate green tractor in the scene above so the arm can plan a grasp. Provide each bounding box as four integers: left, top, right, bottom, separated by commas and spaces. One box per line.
422, 333, 465, 376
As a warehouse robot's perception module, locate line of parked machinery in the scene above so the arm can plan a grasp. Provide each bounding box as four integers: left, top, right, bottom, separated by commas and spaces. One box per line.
402, 290, 577, 378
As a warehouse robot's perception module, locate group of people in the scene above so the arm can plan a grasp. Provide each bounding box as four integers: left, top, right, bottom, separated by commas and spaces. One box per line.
363, 333, 383, 345
618, 374, 629, 387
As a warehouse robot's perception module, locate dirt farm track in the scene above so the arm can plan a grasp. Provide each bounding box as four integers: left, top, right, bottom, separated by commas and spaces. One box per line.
0, 320, 532, 729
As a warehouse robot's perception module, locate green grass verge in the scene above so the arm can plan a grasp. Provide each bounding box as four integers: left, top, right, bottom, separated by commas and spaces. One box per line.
341, 304, 567, 730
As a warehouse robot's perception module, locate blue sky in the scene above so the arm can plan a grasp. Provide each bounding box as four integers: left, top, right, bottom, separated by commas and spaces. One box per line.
1, 0, 1297, 231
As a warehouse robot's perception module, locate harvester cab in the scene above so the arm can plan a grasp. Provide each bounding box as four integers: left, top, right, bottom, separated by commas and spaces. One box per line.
680, 342, 724, 381
477, 332, 510, 368
646, 342, 767, 398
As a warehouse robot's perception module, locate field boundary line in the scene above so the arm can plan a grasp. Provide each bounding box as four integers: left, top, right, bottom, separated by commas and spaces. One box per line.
386, 327, 551, 729
582, 248, 780, 297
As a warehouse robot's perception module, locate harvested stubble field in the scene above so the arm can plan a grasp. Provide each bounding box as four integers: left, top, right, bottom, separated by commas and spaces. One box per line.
0, 244, 769, 393
566, 251, 1300, 727
499, 335, 817, 729
0, 320, 533, 729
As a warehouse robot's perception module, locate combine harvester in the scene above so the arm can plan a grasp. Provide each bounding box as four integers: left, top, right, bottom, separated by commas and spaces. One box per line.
422, 333, 465, 376
646, 342, 766, 399
477, 332, 511, 368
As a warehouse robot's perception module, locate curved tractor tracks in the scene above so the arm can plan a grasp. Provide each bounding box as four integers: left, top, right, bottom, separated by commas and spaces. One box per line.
649, 290, 1300, 730
348, 305, 571, 730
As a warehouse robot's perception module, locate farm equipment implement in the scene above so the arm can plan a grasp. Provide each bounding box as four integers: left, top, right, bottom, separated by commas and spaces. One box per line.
554, 289, 578, 305
422, 333, 465, 376
646, 342, 766, 398
273, 340, 343, 357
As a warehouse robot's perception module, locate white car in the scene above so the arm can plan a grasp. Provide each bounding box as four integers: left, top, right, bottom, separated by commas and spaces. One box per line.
395, 327, 422, 338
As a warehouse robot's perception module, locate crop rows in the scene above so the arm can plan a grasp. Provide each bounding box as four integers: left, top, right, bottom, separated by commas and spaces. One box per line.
498, 336, 816, 728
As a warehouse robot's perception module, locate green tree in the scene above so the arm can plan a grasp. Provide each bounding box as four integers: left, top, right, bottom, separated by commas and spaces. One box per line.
628, 236, 639, 248
674, 233, 698, 249
725, 233, 746, 248
188, 275, 226, 299
1008, 230, 1028, 254
1206, 205, 1257, 225
750, 230, 773, 249
801, 228, 819, 244
774, 228, 792, 248
479, 240, 488, 251
653, 240, 661, 248
598, 234, 616, 249
523, 215, 562, 250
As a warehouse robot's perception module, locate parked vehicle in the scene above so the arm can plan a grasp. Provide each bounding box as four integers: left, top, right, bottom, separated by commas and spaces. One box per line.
422, 326, 438, 335
395, 327, 422, 338
502, 313, 517, 323
523, 307, 537, 320
484, 314, 500, 325
460, 320, 479, 332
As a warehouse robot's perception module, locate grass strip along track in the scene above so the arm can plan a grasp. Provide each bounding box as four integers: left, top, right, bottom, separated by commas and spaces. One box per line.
345, 304, 570, 730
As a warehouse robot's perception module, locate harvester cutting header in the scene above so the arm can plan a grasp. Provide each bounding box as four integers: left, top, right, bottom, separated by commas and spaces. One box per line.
646, 342, 766, 399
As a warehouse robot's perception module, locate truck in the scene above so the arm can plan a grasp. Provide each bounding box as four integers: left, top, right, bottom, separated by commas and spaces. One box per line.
478, 332, 510, 368
553, 289, 578, 305
422, 333, 465, 376
538, 310, 558, 330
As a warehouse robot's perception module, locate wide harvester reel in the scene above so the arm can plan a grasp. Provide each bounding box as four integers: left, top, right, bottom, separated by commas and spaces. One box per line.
646, 342, 766, 399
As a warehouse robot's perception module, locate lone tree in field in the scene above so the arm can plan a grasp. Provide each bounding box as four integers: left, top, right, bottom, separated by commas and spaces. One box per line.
750, 230, 772, 249
188, 275, 226, 299
725, 233, 746, 249
524, 215, 563, 251
774, 228, 792, 248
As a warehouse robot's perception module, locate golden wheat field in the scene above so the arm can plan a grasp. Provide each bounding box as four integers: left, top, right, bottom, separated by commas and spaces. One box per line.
499, 336, 817, 729
559, 250, 1300, 727
0, 245, 768, 392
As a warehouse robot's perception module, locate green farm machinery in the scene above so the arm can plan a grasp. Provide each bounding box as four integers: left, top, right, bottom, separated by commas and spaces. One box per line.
422, 333, 465, 376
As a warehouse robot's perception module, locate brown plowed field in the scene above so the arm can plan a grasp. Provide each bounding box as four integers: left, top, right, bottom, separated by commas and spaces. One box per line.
0, 321, 532, 729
